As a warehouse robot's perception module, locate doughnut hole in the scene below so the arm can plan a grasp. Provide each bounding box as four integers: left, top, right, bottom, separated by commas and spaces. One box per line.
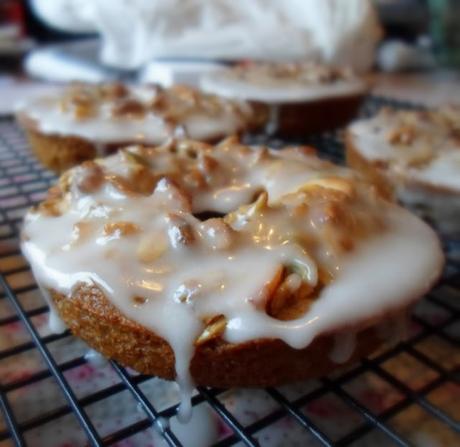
193, 211, 226, 221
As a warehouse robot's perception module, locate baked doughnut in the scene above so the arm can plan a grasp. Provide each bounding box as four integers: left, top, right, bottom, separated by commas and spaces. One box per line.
21, 138, 443, 419
200, 62, 368, 137
16, 82, 266, 172
346, 106, 460, 236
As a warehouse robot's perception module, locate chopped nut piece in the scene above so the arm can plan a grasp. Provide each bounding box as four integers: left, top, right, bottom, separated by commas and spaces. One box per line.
224, 191, 268, 227
129, 165, 158, 195
75, 161, 105, 193
46, 185, 63, 202
99, 82, 128, 100
106, 174, 137, 195
284, 273, 303, 292
252, 147, 270, 163
58, 171, 73, 193
267, 272, 317, 321
38, 198, 63, 217
64, 91, 96, 120
217, 135, 240, 148
177, 141, 198, 159
154, 178, 192, 212
166, 213, 195, 248
195, 315, 226, 345
300, 177, 354, 197
38, 185, 67, 216
177, 140, 211, 159
386, 125, 416, 145
198, 154, 219, 175
266, 277, 291, 317
103, 221, 140, 237
199, 218, 234, 250
137, 230, 168, 263
132, 295, 147, 306
183, 169, 206, 189
123, 148, 151, 167
112, 99, 146, 118
254, 265, 284, 308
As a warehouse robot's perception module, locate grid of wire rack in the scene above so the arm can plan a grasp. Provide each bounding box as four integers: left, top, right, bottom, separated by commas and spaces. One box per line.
0, 96, 458, 446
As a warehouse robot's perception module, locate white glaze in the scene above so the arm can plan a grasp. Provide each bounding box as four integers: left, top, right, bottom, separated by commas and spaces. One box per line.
21, 142, 443, 421
37, 285, 67, 334
200, 63, 367, 104
16, 84, 256, 146
84, 348, 108, 368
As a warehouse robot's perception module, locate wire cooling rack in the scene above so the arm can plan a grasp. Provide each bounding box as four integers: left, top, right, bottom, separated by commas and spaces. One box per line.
0, 97, 458, 447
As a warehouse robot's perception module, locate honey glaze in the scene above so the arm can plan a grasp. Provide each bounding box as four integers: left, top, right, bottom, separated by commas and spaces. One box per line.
21, 139, 443, 422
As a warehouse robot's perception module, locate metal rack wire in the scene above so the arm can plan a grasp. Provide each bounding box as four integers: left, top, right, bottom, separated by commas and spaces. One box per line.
0, 97, 458, 446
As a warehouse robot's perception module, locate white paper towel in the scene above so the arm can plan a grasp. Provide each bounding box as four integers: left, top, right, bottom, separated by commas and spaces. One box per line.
31, 0, 382, 72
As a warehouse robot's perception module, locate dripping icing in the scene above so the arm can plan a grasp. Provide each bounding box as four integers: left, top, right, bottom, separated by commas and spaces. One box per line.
329, 332, 356, 364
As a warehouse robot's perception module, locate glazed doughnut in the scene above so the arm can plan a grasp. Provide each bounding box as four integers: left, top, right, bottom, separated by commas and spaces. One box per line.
346, 106, 460, 236
21, 138, 443, 420
200, 62, 368, 137
16, 82, 266, 172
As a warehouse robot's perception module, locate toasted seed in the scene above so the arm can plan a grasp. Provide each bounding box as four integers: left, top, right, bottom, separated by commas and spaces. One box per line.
224, 191, 268, 227
199, 218, 234, 250
137, 230, 168, 263
103, 221, 140, 237
195, 315, 226, 345
183, 169, 207, 189
123, 149, 151, 167
266, 279, 290, 317
254, 265, 284, 309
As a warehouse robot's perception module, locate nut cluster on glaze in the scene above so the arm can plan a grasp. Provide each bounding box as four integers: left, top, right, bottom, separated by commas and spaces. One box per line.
227, 62, 357, 86
32, 137, 387, 341
59, 82, 265, 128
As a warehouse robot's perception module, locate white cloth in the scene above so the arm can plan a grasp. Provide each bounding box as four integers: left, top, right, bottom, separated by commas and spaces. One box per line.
31, 0, 382, 71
